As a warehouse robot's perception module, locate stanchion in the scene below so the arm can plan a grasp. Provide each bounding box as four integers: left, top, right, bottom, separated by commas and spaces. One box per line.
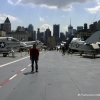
12, 49, 15, 58
21, 51, 22, 57
25, 50, 27, 56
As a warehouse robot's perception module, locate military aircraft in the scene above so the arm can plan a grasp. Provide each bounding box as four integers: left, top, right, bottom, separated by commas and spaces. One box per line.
19, 41, 36, 51
68, 37, 84, 53
68, 31, 100, 58
0, 37, 20, 57
65, 35, 74, 50
19, 40, 44, 51
59, 35, 74, 50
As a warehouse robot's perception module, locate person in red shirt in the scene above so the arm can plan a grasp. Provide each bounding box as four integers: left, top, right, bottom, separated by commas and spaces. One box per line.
30, 44, 39, 72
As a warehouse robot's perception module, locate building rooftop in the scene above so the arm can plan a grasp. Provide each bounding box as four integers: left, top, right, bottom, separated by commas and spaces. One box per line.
4, 17, 10, 23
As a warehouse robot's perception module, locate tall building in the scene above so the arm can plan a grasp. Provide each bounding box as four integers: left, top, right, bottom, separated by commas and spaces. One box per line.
65, 31, 68, 38
40, 32, 44, 42
84, 23, 88, 30
68, 25, 73, 35
53, 24, 60, 44
89, 21, 98, 32
3, 17, 11, 33
77, 26, 83, 31
0, 24, 4, 30
73, 29, 77, 34
33, 31, 36, 41
89, 24, 94, 32
16, 26, 25, 31
17, 26, 22, 31
98, 20, 100, 31
45, 28, 51, 44
93, 21, 98, 31
48, 36, 56, 48
28, 24, 34, 40
37, 28, 40, 40
60, 32, 66, 42
68, 19, 73, 37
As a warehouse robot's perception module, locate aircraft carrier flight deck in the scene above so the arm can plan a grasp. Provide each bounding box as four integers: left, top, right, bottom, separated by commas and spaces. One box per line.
0, 51, 100, 100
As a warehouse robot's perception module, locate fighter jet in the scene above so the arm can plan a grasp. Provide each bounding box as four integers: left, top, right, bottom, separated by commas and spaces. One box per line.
65, 35, 74, 50
19, 41, 36, 51
68, 31, 100, 58
19, 40, 44, 51
0, 37, 20, 57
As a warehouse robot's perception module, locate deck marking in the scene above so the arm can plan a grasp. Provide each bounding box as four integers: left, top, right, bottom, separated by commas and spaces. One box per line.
0, 79, 10, 86
21, 68, 26, 71
16, 71, 21, 75
0, 51, 44, 68
0, 52, 46, 88
28, 64, 31, 66
0, 56, 29, 68
9, 74, 17, 80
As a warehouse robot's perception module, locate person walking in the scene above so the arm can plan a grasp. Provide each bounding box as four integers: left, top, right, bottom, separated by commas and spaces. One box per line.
62, 46, 65, 55
30, 44, 39, 72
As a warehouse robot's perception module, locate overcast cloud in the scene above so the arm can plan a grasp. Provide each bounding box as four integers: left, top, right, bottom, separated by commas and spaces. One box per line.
85, 0, 100, 14
86, 5, 100, 14
8, 0, 96, 11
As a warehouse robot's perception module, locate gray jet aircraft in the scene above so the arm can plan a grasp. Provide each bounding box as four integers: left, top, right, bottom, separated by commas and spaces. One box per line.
0, 37, 20, 57
68, 31, 100, 58
19, 40, 44, 51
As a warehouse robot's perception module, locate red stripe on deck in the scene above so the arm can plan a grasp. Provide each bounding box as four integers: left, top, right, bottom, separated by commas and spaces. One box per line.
0, 65, 29, 87
26, 66, 29, 68
0, 79, 10, 86
16, 71, 21, 75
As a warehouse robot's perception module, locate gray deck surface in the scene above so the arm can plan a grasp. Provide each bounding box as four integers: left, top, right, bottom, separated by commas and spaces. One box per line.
0, 51, 100, 100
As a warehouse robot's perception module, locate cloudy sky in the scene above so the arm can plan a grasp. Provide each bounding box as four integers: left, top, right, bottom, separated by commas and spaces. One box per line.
0, 0, 100, 34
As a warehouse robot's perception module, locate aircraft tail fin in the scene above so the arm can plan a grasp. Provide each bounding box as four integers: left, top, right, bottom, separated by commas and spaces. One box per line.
85, 31, 100, 44
65, 35, 74, 49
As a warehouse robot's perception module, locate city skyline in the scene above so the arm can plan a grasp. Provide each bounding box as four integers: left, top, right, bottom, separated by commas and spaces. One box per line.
0, 0, 100, 34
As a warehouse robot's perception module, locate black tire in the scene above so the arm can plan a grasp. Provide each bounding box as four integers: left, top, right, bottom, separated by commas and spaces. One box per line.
3, 53, 7, 57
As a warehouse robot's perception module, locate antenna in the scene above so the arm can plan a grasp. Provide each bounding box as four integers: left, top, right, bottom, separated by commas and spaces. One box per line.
92, 8, 100, 22
70, 17, 71, 26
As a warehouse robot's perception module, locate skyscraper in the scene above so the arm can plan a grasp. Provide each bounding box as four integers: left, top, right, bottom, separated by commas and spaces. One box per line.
60, 32, 66, 42
98, 20, 100, 31
0, 24, 4, 30
68, 19, 73, 37
28, 24, 34, 40
3, 17, 11, 33
33, 31, 36, 41
45, 28, 51, 44
53, 24, 60, 44
37, 28, 40, 40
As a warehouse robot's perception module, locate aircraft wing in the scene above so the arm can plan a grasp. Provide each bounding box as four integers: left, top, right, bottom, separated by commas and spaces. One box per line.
20, 42, 33, 50
21, 45, 33, 48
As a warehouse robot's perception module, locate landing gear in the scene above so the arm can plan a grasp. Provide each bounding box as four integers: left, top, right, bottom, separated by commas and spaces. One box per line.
80, 51, 84, 56
92, 54, 96, 58
3, 53, 8, 57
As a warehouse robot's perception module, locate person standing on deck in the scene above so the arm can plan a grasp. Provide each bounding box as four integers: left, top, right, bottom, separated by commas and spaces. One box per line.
30, 44, 39, 72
